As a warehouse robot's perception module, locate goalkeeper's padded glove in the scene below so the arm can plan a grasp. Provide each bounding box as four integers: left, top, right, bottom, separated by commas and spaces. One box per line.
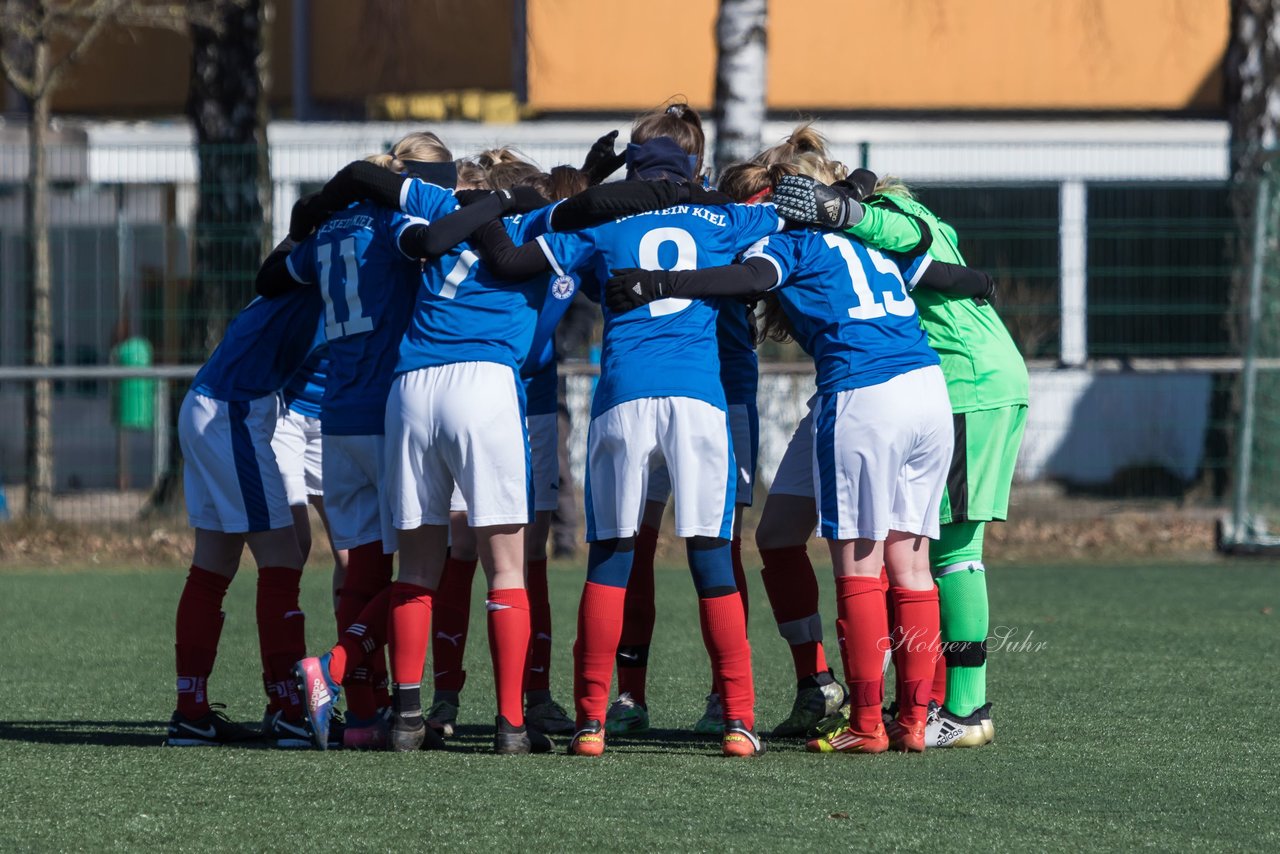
606, 268, 670, 314
835, 168, 878, 202
773, 174, 864, 229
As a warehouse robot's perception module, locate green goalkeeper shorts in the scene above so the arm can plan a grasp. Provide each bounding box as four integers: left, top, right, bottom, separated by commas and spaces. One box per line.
938, 404, 1027, 525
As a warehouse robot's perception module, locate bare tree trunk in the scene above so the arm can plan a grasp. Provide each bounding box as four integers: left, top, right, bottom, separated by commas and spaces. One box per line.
149, 0, 267, 512
711, 0, 767, 180
23, 37, 53, 518
1223, 0, 1280, 504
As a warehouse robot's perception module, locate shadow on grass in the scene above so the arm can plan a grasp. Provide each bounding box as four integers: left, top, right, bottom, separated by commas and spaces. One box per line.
0, 719, 172, 748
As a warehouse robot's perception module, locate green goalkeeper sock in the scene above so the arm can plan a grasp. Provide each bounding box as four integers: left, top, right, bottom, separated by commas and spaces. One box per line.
933, 522, 988, 719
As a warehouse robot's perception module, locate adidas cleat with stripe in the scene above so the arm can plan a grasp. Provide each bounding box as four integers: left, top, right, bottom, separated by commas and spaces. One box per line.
928, 703, 993, 748
293, 654, 341, 751
805, 721, 889, 754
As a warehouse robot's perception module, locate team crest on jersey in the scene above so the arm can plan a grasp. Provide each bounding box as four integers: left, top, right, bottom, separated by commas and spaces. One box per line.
551, 274, 576, 300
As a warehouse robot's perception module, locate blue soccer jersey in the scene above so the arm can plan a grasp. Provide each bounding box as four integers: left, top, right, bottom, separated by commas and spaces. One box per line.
521, 266, 588, 416
536, 201, 782, 417
284, 201, 423, 435
745, 229, 939, 394
396, 205, 557, 377
283, 350, 327, 418
717, 302, 758, 406
191, 288, 325, 402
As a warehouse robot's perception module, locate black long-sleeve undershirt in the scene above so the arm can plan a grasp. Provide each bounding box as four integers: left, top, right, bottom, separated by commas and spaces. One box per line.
254, 238, 300, 297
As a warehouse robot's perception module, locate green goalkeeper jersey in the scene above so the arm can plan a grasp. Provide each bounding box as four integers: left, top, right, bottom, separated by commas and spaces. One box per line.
847, 194, 1029, 413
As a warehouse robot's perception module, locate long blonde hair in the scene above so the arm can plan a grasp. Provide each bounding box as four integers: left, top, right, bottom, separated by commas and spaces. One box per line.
873, 175, 915, 200
753, 123, 848, 185
365, 130, 452, 172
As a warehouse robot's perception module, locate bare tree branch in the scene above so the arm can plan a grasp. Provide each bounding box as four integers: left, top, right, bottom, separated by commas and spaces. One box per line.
42, 0, 130, 95
0, 46, 36, 96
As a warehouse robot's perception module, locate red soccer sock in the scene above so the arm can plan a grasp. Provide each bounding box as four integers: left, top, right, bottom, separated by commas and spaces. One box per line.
256, 566, 306, 721
617, 524, 658, 704
525, 558, 552, 694
931, 643, 948, 708
329, 585, 391, 682
175, 566, 231, 718
487, 587, 531, 727
759, 545, 828, 681
431, 556, 478, 694
388, 581, 435, 687
335, 542, 393, 719
835, 574, 889, 732
573, 581, 627, 726
890, 586, 941, 727
698, 592, 755, 730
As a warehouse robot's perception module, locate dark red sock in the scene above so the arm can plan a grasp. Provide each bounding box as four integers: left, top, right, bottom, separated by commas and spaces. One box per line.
617, 524, 658, 703
487, 587, 531, 726
257, 566, 306, 721
329, 585, 391, 682
388, 581, 435, 687
835, 574, 889, 732
372, 552, 394, 708
890, 586, 941, 727
431, 556, 477, 693
731, 536, 749, 620
525, 558, 552, 693
698, 592, 755, 730
759, 545, 828, 681
175, 566, 231, 718
335, 542, 393, 718
573, 581, 627, 726
882, 565, 902, 706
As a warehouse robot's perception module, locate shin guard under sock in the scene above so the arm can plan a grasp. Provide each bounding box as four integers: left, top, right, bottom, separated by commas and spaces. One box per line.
573, 581, 627, 726
835, 575, 889, 732
759, 545, 828, 681
487, 587, 531, 727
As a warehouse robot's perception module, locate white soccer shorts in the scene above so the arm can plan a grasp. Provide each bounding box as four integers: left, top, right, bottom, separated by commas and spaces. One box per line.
813, 365, 954, 541
271, 406, 323, 505
387, 362, 531, 529
178, 390, 293, 533
586, 396, 734, 541
322, 433, 397, 552
647, 402, 757, 508
448, 411, 558, 516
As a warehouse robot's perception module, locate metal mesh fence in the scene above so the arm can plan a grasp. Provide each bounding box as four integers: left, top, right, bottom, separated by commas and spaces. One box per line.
0, 129, 1247, 527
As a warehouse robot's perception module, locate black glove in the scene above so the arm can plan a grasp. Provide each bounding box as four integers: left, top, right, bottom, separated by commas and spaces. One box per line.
453, 189, 491, 207
973, 271, 998, 306
605, 268, 670, 313
581, 130, 626, 185
683, 183, 734, 206
499, 186, 550, 213
773, 174, 863, 229
289, 191, 334, 241
834, 168, 878, 202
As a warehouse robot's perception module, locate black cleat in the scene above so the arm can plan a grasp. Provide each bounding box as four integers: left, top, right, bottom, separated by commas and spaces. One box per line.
388, 713, 426, 752
165, 705, 257, 747
494, 714, 552, 755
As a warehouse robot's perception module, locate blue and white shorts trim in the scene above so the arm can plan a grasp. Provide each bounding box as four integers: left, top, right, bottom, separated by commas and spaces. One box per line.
813, 366, 953, 541
647, 402, 757, 508
178, 390, 293, 533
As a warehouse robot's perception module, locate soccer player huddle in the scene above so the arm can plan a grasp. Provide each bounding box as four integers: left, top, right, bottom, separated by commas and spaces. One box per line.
165, 99, 1028, 758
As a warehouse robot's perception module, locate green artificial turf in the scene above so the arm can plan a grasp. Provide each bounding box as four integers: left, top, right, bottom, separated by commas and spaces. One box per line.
1, 560, 1277, 851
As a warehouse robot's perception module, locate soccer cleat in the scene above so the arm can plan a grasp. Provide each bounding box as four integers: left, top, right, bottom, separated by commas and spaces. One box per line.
425, 697, 459, 738
260, 709, 312, 749
494, 715, 553, 755
693, 693, 725, 735
887, 717, 927, 752
721, 721, 765, 757
978, 702, 995, 743
525, 698, 575, 735
388, 711, 446, 752
342, 709, 389, 751
165, 705, 257, 747
928, 704, 993, 748
293, 654, 341, 751
773, 679, 848, 738
805, 721, 889, 754
604, 692, 649, 736
568, 720, 606, 756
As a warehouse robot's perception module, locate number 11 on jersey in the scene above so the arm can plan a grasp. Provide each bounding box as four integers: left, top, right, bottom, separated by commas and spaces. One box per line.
318, 237, 374, 339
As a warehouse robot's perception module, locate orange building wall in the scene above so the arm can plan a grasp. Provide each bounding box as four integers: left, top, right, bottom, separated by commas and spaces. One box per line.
527, 0, 1228, 112
35, 0, 1228, 117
